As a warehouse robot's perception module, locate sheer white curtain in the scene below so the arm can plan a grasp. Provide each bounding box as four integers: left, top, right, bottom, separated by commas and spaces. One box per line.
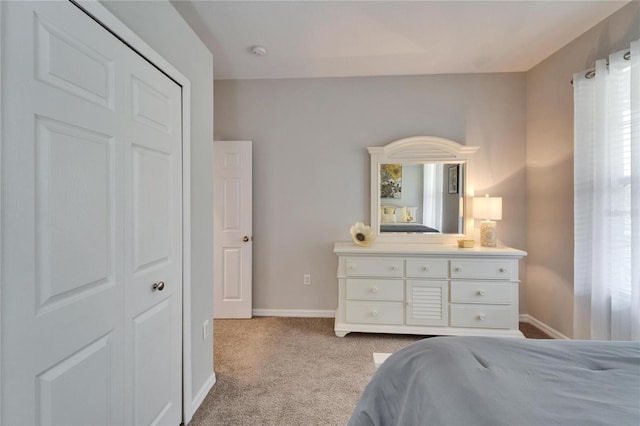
422, 164, 443, 230
573, 39, 640, 341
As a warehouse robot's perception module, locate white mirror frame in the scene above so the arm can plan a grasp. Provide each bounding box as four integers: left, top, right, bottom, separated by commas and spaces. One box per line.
369, 136, 479, 244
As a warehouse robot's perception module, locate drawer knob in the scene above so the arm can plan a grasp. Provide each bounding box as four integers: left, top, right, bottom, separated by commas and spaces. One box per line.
371, 286, 379, 293
477, 290, 486, 296
371, 309, 379, 317
499, 267, 507, 273
391, 265, 398, 271
454, 266, 463, 272
423, 266, 430, 272
477, 314, 486, 321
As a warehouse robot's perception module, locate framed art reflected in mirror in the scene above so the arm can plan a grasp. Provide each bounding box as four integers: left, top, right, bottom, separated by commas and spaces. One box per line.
380, 164, 402, 199
448, 164, 459, 194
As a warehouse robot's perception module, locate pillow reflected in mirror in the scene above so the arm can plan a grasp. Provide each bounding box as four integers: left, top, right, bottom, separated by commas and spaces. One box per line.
381, 213, 397, 223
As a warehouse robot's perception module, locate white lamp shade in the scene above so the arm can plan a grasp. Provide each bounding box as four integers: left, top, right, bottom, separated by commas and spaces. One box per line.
474, 196, 502, 220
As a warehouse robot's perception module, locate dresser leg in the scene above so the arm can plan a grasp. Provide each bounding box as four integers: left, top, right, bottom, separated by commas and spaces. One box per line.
335, 331, 349, 337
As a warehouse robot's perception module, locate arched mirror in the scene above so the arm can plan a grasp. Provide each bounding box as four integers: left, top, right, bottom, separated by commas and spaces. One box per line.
369, 136, 479, 244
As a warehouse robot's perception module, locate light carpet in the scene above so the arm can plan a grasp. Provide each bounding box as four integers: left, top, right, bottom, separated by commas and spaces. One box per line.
189, 317, 549, 426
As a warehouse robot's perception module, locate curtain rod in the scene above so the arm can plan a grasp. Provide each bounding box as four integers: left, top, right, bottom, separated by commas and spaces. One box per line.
570, 50, 631, 86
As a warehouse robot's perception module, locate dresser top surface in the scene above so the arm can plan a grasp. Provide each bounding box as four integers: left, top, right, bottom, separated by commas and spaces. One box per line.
334, 241, 527, 257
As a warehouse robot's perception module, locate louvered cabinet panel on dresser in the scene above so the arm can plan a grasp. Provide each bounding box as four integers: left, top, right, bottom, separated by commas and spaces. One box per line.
406, 280, 448, 326
334, 242, 527, 338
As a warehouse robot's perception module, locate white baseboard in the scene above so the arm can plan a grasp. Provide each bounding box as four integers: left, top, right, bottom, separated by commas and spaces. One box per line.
519, 314, 569, 340
191, 372, 216, 417
252, 309, 336, 318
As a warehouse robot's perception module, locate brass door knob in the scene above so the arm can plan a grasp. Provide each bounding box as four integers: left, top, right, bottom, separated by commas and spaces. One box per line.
243, 236, 250, 242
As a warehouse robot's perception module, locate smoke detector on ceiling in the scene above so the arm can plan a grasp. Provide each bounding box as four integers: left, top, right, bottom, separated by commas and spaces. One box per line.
249, 45, 267, 57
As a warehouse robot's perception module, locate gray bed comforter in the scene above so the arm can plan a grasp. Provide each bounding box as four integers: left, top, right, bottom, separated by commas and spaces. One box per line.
349, 337, 640, 426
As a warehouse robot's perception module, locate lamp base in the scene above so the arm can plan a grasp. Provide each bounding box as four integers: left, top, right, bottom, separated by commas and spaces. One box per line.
480, 220, 497, 247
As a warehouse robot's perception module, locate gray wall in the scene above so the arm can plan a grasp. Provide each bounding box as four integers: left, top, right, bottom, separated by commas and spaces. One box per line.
100, 0, 214, 402
214, 73, 527, 313
526, 1, 640, 338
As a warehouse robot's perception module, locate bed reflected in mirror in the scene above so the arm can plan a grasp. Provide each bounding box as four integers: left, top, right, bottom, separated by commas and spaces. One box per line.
378, 163, 463, 234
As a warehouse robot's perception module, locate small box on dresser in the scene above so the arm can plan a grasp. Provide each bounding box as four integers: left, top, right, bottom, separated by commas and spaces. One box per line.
334, 242, 527, 338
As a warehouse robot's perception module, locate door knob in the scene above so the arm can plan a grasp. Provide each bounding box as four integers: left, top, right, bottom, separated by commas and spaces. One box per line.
243, 236, 250, 242
152, 281, 165, 291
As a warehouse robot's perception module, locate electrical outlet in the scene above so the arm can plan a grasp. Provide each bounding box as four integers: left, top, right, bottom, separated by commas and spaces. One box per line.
303, 274, 311, 285
202, 319, 210, 340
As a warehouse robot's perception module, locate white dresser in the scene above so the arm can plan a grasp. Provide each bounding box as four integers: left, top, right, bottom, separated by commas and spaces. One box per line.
334, 242, 527, 338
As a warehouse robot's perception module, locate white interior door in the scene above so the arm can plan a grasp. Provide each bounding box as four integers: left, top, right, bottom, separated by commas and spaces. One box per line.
213, 141, 253, 318
1, 2, 182, 424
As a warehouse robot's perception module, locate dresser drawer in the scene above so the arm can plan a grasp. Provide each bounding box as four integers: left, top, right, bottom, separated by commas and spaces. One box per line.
450, 281, 512, 304
450, 259, 515, 280
346, 279, 403, 301
405, 259, 448, 278
346, 257, 403, 277
450, 305, 514, 329
346, 301, 404, 325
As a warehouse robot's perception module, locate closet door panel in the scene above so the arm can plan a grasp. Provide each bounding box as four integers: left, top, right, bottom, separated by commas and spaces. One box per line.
1, 2, 125, 424
34, 118, 115, 312
124, 49, 183, 426
132, 146, 171, 271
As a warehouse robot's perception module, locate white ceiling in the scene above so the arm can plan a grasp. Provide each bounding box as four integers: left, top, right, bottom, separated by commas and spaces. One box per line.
171, 0, 630, 80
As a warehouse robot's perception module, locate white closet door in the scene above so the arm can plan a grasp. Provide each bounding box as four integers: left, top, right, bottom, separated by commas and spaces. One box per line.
0, 2, 182, 425
123, 41, 183, 426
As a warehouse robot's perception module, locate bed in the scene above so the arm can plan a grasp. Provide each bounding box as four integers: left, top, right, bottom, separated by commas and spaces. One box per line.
349, 336, 640, 426
379, 223, 439, 233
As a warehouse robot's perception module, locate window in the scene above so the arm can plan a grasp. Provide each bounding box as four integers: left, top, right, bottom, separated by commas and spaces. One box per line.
573, 40, 639, 341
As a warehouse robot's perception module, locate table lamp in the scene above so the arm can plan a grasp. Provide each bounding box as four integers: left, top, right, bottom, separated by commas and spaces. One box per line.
474, 194, 502, 247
